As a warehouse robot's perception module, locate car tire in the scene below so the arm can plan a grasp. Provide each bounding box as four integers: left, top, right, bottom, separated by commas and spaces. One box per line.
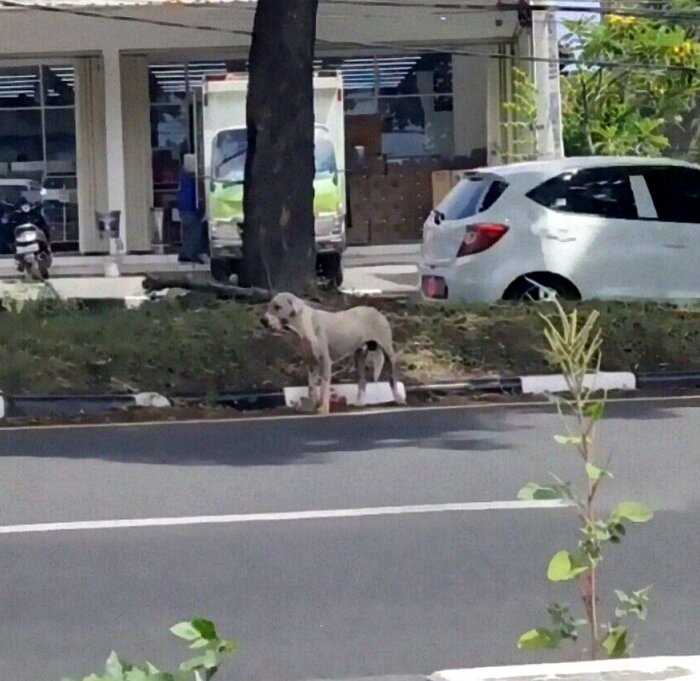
504, 275, 580, 303
210, 258, 242, 284
317, 253, 343, 288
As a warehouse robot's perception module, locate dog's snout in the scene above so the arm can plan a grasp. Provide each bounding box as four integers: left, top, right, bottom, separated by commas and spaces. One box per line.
260, 316, 269, 328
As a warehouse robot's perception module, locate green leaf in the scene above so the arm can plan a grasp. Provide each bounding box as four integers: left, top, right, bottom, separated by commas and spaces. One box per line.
602, 626, 630, 658
105, 652, 124, 680
170, 621, 201, 642
189, 638, 210, 649
547, 550, 589, 581
585, 401, 605, 421
192, 618, 217, 641
517, 628, 561, 650
180, 649, 219, 672
613, 502, 654, 523
517, 482, 563, 501
586, 463, 612, 481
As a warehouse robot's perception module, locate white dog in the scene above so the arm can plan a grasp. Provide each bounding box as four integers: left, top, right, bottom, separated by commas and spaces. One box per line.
262, 292, 405, 414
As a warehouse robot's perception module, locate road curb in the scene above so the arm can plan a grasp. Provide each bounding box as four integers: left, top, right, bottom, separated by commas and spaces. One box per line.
430, 655, 700, 681
2, 371, 700, 421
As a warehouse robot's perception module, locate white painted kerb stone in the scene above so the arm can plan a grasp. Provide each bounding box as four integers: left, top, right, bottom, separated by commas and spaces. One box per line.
432, 656, 700, 681
520, 372, 637, 395
285, 382, 406, 408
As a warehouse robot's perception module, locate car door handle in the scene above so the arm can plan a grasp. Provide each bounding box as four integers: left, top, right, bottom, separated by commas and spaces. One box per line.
662, 243, 687, 249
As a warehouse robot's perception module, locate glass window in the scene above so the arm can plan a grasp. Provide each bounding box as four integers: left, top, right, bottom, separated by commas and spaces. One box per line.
149, 64, 187, 104
212, 128, 247, 183
438, 174, 507, 221
315, 130, 337, 177
0, 109, 43, 163
151, 106, 188, 151
528, 167, 638, 220
378, 96, 453, 157
0, 66, 40, 109
45, 108, 76, 166
43, 66, 74, 106
378, 53, 452, 97
644, 167, 700, 224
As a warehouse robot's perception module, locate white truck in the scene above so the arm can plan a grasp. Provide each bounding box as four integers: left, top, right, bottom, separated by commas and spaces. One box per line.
200, 72, 347, 284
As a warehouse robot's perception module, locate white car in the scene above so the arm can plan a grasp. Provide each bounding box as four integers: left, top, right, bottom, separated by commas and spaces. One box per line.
420, 157, 700, 303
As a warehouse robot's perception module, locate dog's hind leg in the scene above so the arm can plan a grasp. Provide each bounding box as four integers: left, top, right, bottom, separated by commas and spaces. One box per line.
354, 348, 368, 406
383, 346, 406, 405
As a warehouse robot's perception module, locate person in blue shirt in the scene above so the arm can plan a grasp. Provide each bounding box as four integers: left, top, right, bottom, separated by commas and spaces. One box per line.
177, 153, 206, 263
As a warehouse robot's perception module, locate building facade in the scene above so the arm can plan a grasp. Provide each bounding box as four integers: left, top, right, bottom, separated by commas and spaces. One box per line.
0, 0, 537, 256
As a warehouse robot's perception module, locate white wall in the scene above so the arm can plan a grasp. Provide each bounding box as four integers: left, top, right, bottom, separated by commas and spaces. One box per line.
0, 3, 517, 56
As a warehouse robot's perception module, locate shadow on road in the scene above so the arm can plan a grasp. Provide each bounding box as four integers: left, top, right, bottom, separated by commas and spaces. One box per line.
0, 407, 528, 466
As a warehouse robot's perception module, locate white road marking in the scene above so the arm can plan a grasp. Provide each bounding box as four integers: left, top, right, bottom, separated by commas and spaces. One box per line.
0, 500, 569, 535
1, 393, 699, 433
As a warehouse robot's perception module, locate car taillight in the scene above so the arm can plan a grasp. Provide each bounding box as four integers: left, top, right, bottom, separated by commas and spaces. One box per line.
456, 223, 508, 257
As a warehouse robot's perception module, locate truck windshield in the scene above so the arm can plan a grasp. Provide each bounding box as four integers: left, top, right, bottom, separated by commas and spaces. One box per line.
212, 129, 247, 184
212, 128, 337, 183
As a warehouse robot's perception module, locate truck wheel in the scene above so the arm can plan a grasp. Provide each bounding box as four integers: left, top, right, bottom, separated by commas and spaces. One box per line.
317, 253, 343, 288
211, 258, 233, 283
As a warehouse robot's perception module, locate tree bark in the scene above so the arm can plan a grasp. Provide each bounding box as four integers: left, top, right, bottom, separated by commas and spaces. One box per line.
242, 0, 319, 294
143, 274, 272, 303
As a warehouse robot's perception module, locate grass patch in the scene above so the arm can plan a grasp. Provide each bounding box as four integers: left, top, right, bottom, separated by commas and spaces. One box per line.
0, 296, 699, 395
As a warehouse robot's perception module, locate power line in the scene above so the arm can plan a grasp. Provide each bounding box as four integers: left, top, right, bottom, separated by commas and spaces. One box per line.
0, 0, 699, 73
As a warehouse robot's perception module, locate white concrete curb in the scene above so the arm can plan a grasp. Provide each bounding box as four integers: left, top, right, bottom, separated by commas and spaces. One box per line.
133, 392, 171, 408
432, 656, 700, 681
284, 382, 406, 408
521, 371, 637, 395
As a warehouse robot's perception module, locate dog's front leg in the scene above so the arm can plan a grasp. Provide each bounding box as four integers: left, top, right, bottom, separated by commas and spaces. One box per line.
308, 368, 321, 410
318, 353, 332, 415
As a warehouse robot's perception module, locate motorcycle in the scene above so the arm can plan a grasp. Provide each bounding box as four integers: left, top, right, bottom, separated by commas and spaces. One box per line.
2, 198, 52, 280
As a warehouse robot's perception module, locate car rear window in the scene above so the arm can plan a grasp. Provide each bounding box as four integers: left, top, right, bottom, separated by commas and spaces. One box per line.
644, 167, 700, 224
437, 175, 508, 221
527, 167, 638, 219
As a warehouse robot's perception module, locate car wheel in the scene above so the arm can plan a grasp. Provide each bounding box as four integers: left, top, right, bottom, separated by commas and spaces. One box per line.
317, 253, 343, 288
211, 258, 238, 283
504, 275, 580, 303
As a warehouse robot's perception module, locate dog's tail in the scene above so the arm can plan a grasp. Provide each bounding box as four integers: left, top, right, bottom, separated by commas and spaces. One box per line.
369, 349, 385, 382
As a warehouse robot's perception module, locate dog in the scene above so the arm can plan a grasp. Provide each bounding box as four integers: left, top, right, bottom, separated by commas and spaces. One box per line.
261, 292, 405, 414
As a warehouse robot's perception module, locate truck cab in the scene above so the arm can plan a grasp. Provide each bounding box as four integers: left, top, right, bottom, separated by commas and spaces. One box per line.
202, 72, 347, 285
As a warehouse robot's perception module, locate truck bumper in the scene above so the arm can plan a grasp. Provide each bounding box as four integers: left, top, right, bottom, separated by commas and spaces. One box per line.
210, 235, 346, 260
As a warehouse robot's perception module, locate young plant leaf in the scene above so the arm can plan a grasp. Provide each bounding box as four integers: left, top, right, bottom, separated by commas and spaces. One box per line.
517, 628, 561, 650
602, 626, 630, 658
170, 621, 201, 642
613, 502, 654, 523
585, 463, 612, 481
547, 550, 589, 581
517, 482, 563, 501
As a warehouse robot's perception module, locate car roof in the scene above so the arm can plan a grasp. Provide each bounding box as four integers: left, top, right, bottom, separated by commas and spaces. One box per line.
481, 156, 699, 178
463, 156, 700, 193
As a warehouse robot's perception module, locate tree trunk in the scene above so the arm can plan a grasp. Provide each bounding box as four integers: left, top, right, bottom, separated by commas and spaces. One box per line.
242, 0, 319, 294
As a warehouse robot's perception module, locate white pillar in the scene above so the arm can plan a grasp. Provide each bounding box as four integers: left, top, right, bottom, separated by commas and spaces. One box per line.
102, 49, 128, 251
532, 9, 564, 159
452, 53, 488, 161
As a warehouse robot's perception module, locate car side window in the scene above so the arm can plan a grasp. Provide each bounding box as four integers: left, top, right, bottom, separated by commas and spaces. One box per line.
644, 167, 700, 224
527, 167, 638, 220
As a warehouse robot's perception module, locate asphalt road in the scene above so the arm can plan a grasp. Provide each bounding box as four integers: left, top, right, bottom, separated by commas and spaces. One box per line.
0, 397, 698, 681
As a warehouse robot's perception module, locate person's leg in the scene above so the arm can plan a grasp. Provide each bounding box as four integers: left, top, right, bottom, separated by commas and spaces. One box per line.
179, 211, 198, 261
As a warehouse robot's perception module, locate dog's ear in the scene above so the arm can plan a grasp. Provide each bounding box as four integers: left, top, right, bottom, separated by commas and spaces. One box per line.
290, 296, 304, 317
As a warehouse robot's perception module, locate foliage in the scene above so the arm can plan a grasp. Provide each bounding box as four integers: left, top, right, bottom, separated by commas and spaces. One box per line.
561, 7, 700, 156
61, 619, 237, 681
5, 298, 700, 400
517, 301, 653, 659
501, 67, 539, 162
